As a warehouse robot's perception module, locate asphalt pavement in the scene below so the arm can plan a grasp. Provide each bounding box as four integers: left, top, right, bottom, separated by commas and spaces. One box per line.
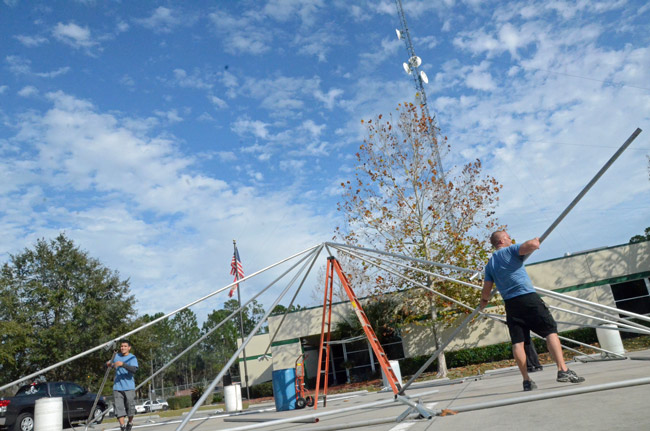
87, 349, 650, 431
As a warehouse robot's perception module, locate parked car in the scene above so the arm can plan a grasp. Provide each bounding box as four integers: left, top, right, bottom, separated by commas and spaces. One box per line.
142, 399, 168, 412
134, 403, 147, 414
0, 381, 107, 431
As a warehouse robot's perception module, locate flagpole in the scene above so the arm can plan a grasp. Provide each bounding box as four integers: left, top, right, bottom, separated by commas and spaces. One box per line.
233, 240, 251, 401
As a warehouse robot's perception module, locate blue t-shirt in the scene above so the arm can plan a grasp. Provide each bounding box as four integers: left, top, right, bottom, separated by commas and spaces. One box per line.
484, 244, 536, 300
113, 353, 138, 391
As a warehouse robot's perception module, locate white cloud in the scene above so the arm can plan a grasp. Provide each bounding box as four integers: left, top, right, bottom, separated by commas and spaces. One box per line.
232, 118, 270, 140
263, 0, 325, 26
18, 86, 38, 97
217, 151, 237, 162
197, 112, 214, 122
2, 91, 332, 316
300, 119, 325, 138
0, 85, 8, 94
209, 10, 271, 55
237, 75, 321, 116
120, 74, 135, 88
6, 55, 70, 78
465, 62, 496, 91
15, 34, 49, 47
430, 11, 650, 260
135, 7, 185, 33
52, 22, 97, 49
359, 37, 402, 70
292, 24, 344, 62
116, 21, 130, 33
154, 109, 183, 124
173, 68, 214, 90
209, 95, 228, 109
279, 159, 306, 172
314, 88, 343, 110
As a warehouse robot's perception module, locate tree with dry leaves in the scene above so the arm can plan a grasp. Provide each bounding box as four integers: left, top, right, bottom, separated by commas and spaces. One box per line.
335, 102, 502, 377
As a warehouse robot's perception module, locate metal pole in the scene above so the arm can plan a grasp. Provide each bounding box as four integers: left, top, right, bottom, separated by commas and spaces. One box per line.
258, 265, 309, 359
293, 412, 422, 431
212, 388, 441, 431
545, 304, 650, 335
483, 313, 626, 358
135, 264, 287, 391
334, 245, 633, 374
223, 417, 319, 424
175, 246, 323, 431
326, 241, 479, 275
539, 290, 650, 332
433, 376, 650, 415
233, 240, 251, 401
0, 243, 321, 392
537, 128, 641, 244
330, 245, 476, 312
83, 350, 117, 430
399, 288, 496, 394
536, 285, 650, 324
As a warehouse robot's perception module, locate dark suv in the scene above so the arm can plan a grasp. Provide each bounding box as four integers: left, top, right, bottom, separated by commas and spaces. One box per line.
0, 382, 107, 431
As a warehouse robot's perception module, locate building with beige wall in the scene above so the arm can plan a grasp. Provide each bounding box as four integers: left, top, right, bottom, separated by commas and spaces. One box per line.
238, 241, 650, 387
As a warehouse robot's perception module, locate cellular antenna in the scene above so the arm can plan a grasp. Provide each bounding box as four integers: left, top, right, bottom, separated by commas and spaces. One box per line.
394, 0, 446, 182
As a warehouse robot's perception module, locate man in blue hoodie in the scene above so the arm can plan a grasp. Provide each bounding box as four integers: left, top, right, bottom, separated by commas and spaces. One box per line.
480, 231, 584, 391
108, 339, 138, 431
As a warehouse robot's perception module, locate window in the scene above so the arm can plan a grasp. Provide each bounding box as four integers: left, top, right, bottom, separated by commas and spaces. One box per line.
610, 278, 650, 317
52, 383, 67, 396
66, 383, 85, 396
15, 384, 47, 397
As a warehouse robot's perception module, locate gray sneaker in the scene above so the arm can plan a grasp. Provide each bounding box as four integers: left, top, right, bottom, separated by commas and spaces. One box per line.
557, 369, 585, 383
523, 379, 537, 391
126, 423, 133, 431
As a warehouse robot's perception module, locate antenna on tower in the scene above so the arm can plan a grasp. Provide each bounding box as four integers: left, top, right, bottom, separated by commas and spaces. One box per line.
394, 0, 446, 183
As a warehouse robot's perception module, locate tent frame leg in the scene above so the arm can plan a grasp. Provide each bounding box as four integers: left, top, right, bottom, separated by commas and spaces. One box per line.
395, 395, 436, 421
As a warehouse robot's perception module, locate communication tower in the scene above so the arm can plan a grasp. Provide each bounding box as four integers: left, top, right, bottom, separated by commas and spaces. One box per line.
394, 0, 446, 182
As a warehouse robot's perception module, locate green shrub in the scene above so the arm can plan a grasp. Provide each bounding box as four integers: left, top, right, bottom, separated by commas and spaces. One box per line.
166, 395, 191, 410
399, 327, 599, 374
249, 381, 273, 398
212, 392, 224, 403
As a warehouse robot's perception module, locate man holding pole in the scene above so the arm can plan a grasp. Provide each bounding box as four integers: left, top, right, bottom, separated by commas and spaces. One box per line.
107, 339, 138, 431
480, 231, 585, 391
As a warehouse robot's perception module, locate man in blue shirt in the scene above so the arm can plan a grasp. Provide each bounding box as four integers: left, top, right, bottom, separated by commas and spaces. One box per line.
480, 231, 585, 391
107, 339, 138, 431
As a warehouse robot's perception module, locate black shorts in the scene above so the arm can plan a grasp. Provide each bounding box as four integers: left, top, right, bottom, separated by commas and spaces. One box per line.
504, 293, 557, 344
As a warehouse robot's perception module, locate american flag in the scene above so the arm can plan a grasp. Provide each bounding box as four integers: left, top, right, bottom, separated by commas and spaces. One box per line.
229, 245, 244, 297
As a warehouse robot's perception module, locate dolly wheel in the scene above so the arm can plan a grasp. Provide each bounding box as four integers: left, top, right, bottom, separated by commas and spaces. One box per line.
306, 396, 314, 407
296, 397, 306, 409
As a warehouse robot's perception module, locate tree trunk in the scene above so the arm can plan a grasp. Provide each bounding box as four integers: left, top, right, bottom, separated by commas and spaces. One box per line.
429, 298, 448, 378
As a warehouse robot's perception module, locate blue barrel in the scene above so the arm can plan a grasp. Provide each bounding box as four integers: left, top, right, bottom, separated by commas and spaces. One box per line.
272, 368, 296, 411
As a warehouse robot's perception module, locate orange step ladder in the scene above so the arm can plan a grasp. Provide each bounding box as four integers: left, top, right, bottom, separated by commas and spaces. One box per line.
314, 257, 402, 409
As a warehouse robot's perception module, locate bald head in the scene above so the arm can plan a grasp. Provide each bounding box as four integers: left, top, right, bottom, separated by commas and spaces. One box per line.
490, 231, 511, 249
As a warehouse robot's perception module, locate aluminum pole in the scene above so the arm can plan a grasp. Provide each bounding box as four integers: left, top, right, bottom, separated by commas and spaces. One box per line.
214, 388, 441, 431
0, 243, 321, 392
433, 376, 650, 415
536, 285, 650, 325
175, 245, 323, 431
537, 128, 641, 244
538, 290, 650, 332
545, 304, 650, 336
135, 257, 296, 391
326, 241, 480, 275
399, 288, 496, 395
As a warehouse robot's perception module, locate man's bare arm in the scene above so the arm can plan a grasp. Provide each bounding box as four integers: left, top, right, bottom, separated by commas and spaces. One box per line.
518, 237, 540, 256
480, 280, 493, 309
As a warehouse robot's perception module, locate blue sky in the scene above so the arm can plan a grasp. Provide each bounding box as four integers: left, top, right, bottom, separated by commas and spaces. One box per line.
1, 0, 649, 322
